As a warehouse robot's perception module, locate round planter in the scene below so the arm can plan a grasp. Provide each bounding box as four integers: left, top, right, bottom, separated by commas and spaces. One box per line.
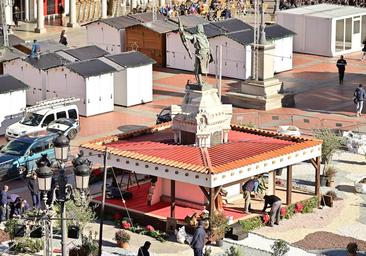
320, 175, 327, 187
117, 241, 129, 249
216, 239, 224, 247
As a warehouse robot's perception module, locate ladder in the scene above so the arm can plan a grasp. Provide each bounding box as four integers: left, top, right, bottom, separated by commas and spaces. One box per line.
0, 0, 9, 47
25, 97, 80, 113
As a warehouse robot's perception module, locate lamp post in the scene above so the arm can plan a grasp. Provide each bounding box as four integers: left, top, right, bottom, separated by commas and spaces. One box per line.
36, 133, 91, 256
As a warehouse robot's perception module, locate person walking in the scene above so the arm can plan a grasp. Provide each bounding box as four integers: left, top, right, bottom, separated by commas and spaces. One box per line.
28, 172, 41, 208
13, 5, 20, 27
191, 220, 206, 256
58, 2, 65, 26
59, 30, 68, 46
361, 37, 366, 61
354, 84, 366, 117
242, 177, 259, 214
0, 185, 10, 222
137, 241, 151, 256
336, 55, 347, 85
30, 39, 41, 59
262, 194, 282, 227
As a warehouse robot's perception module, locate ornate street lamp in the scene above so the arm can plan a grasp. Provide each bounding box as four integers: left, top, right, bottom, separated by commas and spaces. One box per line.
36, 165, 53, 192
53, 133, 70, 162
74, 164, 90, 191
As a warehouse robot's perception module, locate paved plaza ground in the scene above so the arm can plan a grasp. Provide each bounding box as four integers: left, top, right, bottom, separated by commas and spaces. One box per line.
1, 21, 366, 255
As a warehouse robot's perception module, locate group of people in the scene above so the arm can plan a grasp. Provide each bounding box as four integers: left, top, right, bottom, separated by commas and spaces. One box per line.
0, 185, 30, 222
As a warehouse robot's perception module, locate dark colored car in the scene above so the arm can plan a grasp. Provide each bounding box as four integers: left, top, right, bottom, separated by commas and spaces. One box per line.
156, 107, 171, 125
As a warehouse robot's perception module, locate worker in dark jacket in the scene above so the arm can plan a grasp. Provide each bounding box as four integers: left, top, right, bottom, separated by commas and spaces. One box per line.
137, 241, 151, 256
191, 220, 207, 256
28, 172, 40, 208
262, 194, 282, 227
336, 55, 347, 85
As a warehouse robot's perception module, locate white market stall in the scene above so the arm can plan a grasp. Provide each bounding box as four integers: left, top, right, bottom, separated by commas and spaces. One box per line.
57, 45, 110, 62
84, 16, 141, 54
166, 19, 294, 79
0, 75, 29, 135
276, 4, 366, 57
3, 53, 69, 105
103, 51, 156, 107
45, 59, 116, 117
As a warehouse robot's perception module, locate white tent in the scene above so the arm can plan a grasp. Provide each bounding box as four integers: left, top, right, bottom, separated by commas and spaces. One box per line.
276, 4, 366, 57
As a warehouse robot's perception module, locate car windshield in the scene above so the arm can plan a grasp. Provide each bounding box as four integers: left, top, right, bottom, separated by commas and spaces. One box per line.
20, 112, 44, 127
1, 140, 31, 156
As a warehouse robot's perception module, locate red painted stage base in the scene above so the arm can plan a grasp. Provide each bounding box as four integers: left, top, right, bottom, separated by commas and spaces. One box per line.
94, 183, 246, 221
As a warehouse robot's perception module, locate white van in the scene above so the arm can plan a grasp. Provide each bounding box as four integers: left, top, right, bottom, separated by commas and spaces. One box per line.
6, 99, 79, 140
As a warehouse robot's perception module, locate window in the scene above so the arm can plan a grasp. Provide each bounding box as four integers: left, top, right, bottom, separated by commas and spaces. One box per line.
57, 111, 67, 119
68, 109, 78, 120
31, 142, 43, 154
354, 20, 360, 34
20, 113, 44, 127
42, 140, 53, 150
42, 114, 55, 127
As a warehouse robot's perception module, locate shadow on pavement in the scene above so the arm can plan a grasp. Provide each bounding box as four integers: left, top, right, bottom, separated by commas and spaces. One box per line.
117, 125, 149, 133
320, 249, 366, 256
335, 159, 366, 165
336, 185, 356, 193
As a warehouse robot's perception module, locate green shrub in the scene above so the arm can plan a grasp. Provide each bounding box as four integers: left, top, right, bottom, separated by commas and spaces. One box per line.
284, 204, 295, 219
271, 239, 289, 256
225, 246, 244, 256
11, 238, 44, 253
301, 197, 318, 214
239, 216, 262, 232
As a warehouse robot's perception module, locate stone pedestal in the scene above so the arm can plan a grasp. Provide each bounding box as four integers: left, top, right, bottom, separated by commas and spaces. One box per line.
172, 83, 232, 148
227, 43, 294, 110
67, 0, 79, 28
35, 0, 45, 33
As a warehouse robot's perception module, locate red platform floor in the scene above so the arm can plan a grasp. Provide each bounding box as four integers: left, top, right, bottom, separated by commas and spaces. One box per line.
94, 183, 247, 221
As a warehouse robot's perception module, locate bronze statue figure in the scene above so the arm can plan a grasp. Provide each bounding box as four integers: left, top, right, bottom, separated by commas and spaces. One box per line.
178, 17, 212, 87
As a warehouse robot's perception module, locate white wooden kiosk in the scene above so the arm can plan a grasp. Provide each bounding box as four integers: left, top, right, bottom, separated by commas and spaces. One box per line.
103, 51, 156, 107
166, 19, 294, 79
46, 59, 116, 117
0, 75, 29, 135
276, 4, 366, 56
3, 53, 70, 105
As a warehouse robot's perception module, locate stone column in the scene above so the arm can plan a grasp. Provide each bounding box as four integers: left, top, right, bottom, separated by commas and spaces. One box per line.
67, 0, 78, 27
35, 0, 45, 33
159, 0, 165, 7
131, 0, 137, 9
267, 171, 275, 195
25, 0, 30, 21
101, 0, 107, 18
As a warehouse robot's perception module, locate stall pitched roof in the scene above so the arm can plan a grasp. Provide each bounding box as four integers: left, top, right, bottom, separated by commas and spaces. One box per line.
141, 19, 178, 34
0, 35, 25, 47
169, 15, 208, 28
0, 74, 29, 94
81, 124, 321, 174
129, 12, 165, 23
63, 45, 109, 61
66, 59, 117, 78
25, 52, 70, 70
106, 51, 156, 68
0, 47, 26, 62
186, 23, 225, 38
100, 15, 141, 29
212, 18, 252, 33
279, 4, 366, 18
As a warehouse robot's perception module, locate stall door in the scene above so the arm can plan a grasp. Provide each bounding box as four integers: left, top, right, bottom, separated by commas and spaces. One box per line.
99, 75, 114, 113
352, 17, 361, 49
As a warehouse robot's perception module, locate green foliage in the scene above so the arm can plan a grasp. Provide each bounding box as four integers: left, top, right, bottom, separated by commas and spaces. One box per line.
203, 247, 212, 256
53, 196, 96, 233
11, 238, 44, 254
284, 204, 295, 219
225, 246, 244, 256
239, 216, 262, 232
271, 239, 290, 256
314, 128, 342, 173
115, 230, 130, 243
72, 230, 99, 256
127, 225, 168, 242
4, 219, 19, 241
210, 211, 229, 240
301, 197, 318, 214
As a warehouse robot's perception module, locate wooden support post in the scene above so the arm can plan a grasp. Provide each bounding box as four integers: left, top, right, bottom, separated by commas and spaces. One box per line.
208, 187, 215, 219
199, 186, 209, 200
314, 156, 321, 203
286, 165, 292, 205
170, 180, 175, 218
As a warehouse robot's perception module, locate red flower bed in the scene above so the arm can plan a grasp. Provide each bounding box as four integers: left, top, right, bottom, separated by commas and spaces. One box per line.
262, 213, 270, 224
295, 202, 304, 213
146, 225, 155, 232
122, 221, 131, 229
280, 207, 287, 218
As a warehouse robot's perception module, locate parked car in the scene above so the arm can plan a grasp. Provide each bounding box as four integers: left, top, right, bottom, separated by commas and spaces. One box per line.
47, 118, 80, 140
6, 104, 79, 140
156, 106, 171, 125
0, 133, 58, 180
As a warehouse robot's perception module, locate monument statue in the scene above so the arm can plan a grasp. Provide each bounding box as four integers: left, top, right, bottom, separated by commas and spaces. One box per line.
178, 18, 213, 87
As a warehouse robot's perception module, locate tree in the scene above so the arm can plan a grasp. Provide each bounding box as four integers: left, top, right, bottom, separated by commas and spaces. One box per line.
271, 239, 290, 256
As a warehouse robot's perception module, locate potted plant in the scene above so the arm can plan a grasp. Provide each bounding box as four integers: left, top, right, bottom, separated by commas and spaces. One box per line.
210, 211, 229, 247
325, 166, 337, 187
314, 128, 342, 186
115, 229, 130, 249
4, 219, 20, 247
271, 239, 290, 256
69, 231, 98, 256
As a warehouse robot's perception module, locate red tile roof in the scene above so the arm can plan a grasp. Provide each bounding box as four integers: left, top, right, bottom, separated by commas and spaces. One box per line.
81, 123, 321, 174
